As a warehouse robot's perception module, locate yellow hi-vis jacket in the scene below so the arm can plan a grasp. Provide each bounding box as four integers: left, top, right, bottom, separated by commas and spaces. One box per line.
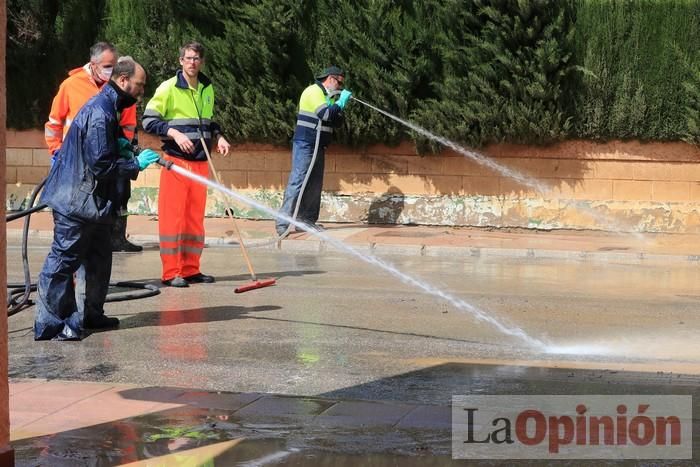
293, 82, 343, 146
142, 70, 222, 161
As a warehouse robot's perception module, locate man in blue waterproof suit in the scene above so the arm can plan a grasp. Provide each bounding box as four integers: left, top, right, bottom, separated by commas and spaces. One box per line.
34, 57, 161, 341
275, 66, 353, 236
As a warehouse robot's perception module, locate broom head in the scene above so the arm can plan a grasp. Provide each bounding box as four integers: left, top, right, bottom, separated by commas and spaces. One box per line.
234, 278, 277, 293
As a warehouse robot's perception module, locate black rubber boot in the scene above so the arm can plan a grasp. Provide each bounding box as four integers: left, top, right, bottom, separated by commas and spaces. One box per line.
111, 216, 143, 252
84, 315, 120, 329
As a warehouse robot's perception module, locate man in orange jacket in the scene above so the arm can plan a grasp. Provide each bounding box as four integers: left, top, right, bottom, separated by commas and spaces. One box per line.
45, 42, 142, 252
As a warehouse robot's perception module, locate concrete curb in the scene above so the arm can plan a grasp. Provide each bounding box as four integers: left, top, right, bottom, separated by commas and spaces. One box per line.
8, 229, 699, 265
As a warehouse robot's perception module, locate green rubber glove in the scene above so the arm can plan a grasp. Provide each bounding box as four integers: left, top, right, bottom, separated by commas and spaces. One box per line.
336, 89, 352, 109
136, 149, 160, 171
118, 137, 133, 158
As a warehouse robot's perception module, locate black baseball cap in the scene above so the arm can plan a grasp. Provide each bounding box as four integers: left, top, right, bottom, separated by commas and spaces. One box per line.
316, 66, 345, 80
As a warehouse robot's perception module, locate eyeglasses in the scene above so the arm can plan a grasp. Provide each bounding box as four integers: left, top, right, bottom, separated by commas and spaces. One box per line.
333, 76, 345, 87
182, 56, 202, 63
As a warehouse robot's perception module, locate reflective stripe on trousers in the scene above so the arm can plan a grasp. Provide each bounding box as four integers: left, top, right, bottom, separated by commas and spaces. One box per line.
158, 154, 209, 281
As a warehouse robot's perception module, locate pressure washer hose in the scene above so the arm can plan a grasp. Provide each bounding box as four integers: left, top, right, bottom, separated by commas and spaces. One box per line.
6, 176, 160, 316
277, 111, 325, 241
7, 179, 46, 315
241, 94, 365, 248
225, 112, 326, 249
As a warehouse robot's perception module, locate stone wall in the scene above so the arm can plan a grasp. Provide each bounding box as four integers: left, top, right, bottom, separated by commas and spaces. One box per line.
7, 129, 700, 233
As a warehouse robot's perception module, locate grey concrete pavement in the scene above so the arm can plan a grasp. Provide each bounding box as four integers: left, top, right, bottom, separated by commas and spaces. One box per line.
8, 238, 700, 396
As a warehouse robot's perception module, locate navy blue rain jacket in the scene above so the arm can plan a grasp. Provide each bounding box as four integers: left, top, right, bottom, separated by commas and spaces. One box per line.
41, 83, 140, 224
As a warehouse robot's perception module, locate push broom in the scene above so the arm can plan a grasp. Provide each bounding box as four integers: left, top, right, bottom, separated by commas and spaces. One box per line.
199, 134, 276, 293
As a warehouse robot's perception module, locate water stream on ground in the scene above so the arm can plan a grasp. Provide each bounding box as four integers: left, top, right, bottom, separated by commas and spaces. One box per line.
162, 96, 653, 354
165, 162, 548, 350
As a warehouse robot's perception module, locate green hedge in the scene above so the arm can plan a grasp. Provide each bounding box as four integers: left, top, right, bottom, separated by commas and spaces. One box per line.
574, 0, 700, 141
412, 0, 577, 148
7, 0, 104, 129
7, 0, 700, 146
684, 50, 700, 144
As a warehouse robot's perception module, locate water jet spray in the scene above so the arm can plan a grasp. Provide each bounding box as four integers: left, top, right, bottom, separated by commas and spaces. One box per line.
155, 157, 548, 349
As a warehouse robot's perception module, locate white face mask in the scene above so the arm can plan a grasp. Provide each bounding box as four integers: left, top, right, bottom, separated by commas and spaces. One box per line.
98, 66, 113, 82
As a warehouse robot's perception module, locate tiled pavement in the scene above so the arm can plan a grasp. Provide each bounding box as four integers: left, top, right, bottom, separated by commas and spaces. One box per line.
10, 378, 453, 465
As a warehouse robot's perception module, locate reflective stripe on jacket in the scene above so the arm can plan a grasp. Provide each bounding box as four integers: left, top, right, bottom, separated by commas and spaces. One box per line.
293, 82, 343, 146
45, 64, 136, 154
142, 70, 222, 161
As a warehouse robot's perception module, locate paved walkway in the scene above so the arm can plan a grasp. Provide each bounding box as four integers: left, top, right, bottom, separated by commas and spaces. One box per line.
9, 211, 700, 263
10, 378, 452, 465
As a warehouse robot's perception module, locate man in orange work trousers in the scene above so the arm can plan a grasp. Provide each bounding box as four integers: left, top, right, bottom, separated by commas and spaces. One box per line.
45, 41, 143, 252
143, 41, 231, 287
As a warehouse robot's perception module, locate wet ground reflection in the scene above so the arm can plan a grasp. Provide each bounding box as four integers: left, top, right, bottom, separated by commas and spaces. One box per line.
12, 362, 700, 466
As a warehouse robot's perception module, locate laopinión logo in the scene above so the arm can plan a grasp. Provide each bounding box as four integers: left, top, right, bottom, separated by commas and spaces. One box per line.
452, 395, 692, 459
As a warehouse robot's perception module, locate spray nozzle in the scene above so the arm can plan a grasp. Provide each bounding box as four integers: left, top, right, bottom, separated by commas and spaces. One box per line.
126, 142, 171, 169
156, 158, 173, 169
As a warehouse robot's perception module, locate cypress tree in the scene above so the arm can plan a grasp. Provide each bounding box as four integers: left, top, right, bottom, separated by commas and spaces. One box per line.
7, 0, 57, 129
682, 50, 700, 145
575, 0, 700, 141
103, 0, 190, 99
7, 0, 97, 129
56, 0, 106, 67
196, 1, 307, 144
308, 0, 443, 147
414, 0, 577, 148
104, 0, 306, 144
8, 0, 698, 147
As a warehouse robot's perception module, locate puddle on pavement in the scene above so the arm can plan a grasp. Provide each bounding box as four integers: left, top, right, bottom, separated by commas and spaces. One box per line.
12, 404, 453, 466
12, 363, 700, 465
14, 417, 700, 466
9, 354, 67, 380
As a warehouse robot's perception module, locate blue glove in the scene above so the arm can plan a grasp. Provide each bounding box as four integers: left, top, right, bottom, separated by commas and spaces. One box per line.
336, 89, 352, 109
118, 137, 134, 158
136, 149, 160, 171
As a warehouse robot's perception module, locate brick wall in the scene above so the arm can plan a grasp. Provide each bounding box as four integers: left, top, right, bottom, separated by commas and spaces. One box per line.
7, 129, 700, 232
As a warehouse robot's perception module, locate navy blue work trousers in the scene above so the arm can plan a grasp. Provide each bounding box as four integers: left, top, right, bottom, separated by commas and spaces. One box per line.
276, 139, 325, 231
34, 211, 113, 340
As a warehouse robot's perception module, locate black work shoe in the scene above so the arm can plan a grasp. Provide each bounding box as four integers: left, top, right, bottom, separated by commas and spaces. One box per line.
84, 315, 120, 329
162, 276, 189, 288
112, 240, 143, 253
184, 273, 215, 284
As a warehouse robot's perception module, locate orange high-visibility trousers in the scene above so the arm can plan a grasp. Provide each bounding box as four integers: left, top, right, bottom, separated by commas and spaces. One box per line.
158, 154, 209, 281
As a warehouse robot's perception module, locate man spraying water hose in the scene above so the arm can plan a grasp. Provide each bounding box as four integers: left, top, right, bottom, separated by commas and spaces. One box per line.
276, 66, 352, 237
34, 57, 159, 341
